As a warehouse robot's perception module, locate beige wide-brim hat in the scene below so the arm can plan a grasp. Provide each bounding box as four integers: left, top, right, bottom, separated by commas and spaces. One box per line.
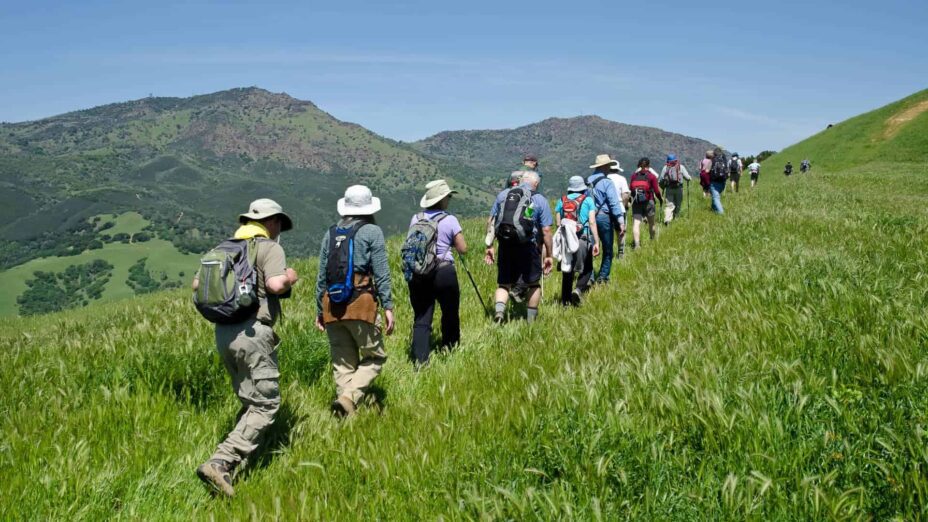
589, 154, 618, 169
239, 198, 293, 231
337, 184, 381, 216
420, 179, 458, 208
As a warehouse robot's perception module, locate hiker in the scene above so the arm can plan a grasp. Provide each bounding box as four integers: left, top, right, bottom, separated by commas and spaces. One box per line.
194, 198, 298, 498
586, 154, 626, 283
554, 176, 600, 306
699, 150, 713, 197
784, 161, 793, 176
402, 180, 467, 366
484, 170, 553, 324
659, 154, 691, 225
315, 185, 394, 418
801, 158, 811, 173
486, 170, 528, 296
607, 161, 631, 259
629, 158, 664, 248
729, 153, 743, 193
708, 147, 729, 214
748, 158, 761, 187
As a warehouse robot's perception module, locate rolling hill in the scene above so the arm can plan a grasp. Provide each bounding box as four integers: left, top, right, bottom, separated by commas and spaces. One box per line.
412, 115, 718, 194
2, 90, 927, 518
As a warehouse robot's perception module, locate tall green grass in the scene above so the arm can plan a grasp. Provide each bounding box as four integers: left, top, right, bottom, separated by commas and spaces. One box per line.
2, 159, 927, 519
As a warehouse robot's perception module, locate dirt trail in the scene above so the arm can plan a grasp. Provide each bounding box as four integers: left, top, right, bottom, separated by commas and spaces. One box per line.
883, 99, 928, 139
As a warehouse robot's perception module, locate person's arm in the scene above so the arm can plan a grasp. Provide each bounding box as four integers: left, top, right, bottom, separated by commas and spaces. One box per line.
453, 232, 467, 255
264, 244, 296, 294
314, 232, 330, 331
367, 227, 395, 335
680, 164, 692, 181
652, 176, 663, 204
542, 226, 554, 275
588, 208, 600, 256
604, 181, 624, 218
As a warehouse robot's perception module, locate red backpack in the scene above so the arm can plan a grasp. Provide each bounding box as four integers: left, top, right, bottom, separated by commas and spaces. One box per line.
560, 194, 587, 231
629, 171, 652, 204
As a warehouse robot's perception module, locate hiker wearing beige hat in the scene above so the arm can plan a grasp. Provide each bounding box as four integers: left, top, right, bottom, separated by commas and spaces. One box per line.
315, 185, 394, 418
586, 154, 627, 284
401, 180, 468, 365
195, 197, 298, 498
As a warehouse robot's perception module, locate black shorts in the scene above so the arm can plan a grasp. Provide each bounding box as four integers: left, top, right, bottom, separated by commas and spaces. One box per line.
730, 170, 742, 182
497, 241, 542, 287
750, 171, 759, 181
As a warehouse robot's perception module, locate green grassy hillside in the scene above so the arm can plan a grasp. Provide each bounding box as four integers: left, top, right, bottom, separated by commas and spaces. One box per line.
3, 158, 927, 518
771, 88, 928, 170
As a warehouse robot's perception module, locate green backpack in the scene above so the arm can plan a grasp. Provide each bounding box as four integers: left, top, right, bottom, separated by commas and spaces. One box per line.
193, 238, 260, 324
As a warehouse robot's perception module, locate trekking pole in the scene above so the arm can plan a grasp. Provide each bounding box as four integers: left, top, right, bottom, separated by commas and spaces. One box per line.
686, 180, 690, 218
457, 253, 490, 317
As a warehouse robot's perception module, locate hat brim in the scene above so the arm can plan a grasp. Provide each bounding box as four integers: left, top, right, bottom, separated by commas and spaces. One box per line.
609, 166, 624, 172
337, 196, 381, 216
420, 189, 457, 208
239, 211, 293, 231
590, 160, 618, 169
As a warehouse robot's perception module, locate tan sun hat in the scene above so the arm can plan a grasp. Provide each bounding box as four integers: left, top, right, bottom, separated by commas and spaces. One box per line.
239, 198, 293, 231
420, 179, 458, 208
589, 154, 618, 169
337, 185, 381, 216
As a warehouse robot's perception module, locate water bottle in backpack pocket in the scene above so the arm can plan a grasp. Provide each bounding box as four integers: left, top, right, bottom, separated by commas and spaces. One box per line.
495, 187, 535, 244
325, 222, 364, 304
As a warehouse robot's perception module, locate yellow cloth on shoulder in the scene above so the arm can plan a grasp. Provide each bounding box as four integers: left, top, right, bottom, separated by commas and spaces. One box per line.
234, 221, 270, 240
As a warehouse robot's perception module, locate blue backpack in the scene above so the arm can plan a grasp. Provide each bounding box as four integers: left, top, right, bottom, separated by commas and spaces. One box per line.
325, 222, 364, 304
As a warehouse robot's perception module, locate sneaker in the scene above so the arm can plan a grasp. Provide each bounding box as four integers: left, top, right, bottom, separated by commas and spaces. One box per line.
493, 312, 505, 325
570, 290, 582, 307
331, 396, 356, 418
196, 459, 235, 497
632, 242, 640, 250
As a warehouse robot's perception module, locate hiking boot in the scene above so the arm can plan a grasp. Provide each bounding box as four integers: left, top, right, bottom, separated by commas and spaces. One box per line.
570, 290, 582, 307
493, 312, 505, 325
196, 459, 235, 497
331, 396, 356, 418
632, 242, 640, 250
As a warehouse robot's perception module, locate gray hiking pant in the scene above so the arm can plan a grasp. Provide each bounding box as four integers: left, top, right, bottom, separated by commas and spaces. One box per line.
211, 319, 281, 466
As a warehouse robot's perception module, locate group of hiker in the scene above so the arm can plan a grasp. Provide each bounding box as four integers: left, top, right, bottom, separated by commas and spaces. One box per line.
784, 158, 812, 176
191, 147, 770, 497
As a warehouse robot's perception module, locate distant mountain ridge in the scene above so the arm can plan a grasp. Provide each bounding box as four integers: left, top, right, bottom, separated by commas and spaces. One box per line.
412, 115, 718, 192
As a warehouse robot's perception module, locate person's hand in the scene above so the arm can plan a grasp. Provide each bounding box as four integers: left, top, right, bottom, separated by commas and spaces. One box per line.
315, 314, 325, 332
593, 243, 601, 257
484, 247, 495, 265
543, 257, 554, 275
286, 267, 299, 285
619, 221, 627, 234
384, 309, 395, 335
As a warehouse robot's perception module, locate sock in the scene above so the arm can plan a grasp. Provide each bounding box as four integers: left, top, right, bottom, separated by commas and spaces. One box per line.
526, 307, 538, 323
495, 302, 505, 315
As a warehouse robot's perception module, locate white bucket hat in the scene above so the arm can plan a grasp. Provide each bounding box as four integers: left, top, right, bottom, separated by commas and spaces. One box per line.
589, 154, 618, 169
609, 161, 624, 173
420, 179, 458, 208
337, 185, 381, 216
567, 176, 587, 193
239, 198, 293, 231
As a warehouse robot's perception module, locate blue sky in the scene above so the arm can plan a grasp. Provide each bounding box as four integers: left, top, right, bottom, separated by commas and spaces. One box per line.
1, 0, 926, 154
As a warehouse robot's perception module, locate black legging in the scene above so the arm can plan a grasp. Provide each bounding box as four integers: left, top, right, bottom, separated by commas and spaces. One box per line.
408, 263, 460, 364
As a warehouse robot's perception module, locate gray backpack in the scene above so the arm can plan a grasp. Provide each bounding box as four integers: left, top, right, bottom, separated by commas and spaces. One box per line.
193, 238, 260, 324
401, 212, 449, 281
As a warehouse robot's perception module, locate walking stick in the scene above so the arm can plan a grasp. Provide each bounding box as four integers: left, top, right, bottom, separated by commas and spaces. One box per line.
458, 253, 490, 317
686, 179, 690, 218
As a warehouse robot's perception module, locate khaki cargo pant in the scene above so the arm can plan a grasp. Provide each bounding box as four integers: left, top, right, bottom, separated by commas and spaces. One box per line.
326, 319, 387, 405
211, 319, 281, 466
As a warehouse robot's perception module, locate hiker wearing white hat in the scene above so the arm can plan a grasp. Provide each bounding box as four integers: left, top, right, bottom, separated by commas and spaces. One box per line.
586, 154, 627, 283
195, 198, 298, 498
402, 180, 468, 365
553, 176, 601, 306
315, 185, 394, 418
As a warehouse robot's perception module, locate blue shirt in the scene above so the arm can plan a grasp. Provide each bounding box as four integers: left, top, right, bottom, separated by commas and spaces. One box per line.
587, 172, 625, 219
490, 183, 553, 243
554, 193, 596, 235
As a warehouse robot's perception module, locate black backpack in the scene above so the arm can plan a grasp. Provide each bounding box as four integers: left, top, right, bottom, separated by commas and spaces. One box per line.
325, 221, 365, 304
729, 158, 740, 174
711, 154, 730, 182
193, 238, 260, 324
495, 187, 535, 244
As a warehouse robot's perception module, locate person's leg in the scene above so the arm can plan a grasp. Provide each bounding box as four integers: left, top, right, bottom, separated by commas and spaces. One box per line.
525, 247, 543, 321
632, 214, 642, 246
663, 198, 674, 225
647, 212, 657, 240
615, 214, 626, 258
595, 215, 613, 282
326, 322, 360, 403
525, 285, 542, 322
560, 269, 573, 305
344, 320, 387, 406
211, 322, 281, 467
710, 182, 725, 214
435, 264, 460, 350
494, 243, 513, 321
408, 279, 437, 364
575, 240, 595, 294
671, 186, 683, 219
